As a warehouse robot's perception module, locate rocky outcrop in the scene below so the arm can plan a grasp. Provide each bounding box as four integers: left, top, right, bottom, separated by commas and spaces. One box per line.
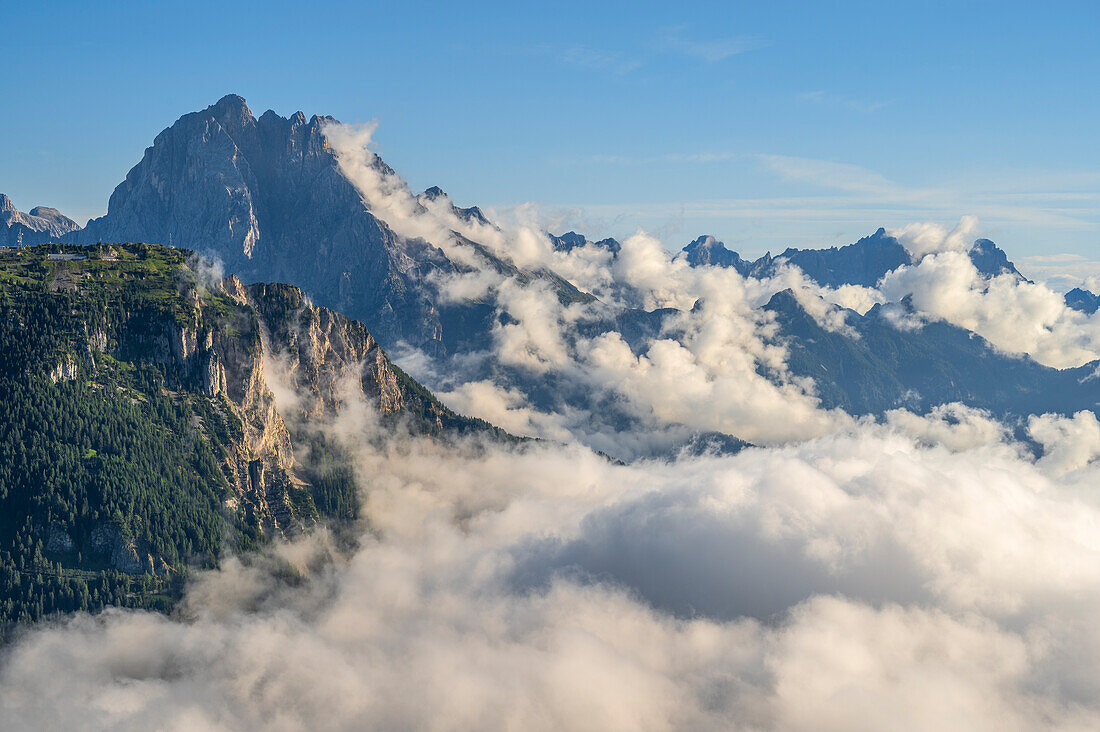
48, 356, 78, 382
89, 525, 144, 574
244, 281, 458, 433
1066, 288, 1100, 315
45, 525, 75, 554
88, 525, 171, 575
114, 293, 298, 537
0, 194, 81, 245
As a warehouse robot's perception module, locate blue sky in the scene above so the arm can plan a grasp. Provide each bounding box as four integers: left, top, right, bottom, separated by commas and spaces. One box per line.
2, 1, 1098, 282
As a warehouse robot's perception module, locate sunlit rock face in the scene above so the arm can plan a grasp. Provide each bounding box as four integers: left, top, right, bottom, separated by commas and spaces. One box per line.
0, 244, 492, 577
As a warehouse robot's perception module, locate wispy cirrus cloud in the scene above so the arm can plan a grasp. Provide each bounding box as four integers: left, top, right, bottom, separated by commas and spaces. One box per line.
545, 170, 1100, 278
552, 44, 643, 76
659, 24, 770, 62
533, 25, 767, 78
753, 154, 1100, 233
1016, 254, 1100, 292
798, 89, 891, 113
757, 154, 911, 196
573, 151, 741, 165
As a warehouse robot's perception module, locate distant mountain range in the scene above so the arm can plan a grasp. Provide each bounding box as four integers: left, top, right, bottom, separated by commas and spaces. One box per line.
549, 226, 1026, 289
0, 194, 80, 245
1, 93, 1097, 435
680, 227, 1026, 286
765, 289, 1096, 417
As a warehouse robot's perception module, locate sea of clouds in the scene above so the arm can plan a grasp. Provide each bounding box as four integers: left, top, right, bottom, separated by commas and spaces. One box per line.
2, 122, 1100, 730
3, 393, 1100, 730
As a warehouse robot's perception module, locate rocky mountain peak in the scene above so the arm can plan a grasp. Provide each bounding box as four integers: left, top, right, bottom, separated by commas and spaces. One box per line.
682, 234, 747, 271
71, 94, 351, 271
549, 231, 621, 256
0, 193, 82, 245
684, 234, 726, 253
64, 95, 517, 353
1065, 287, 1100, 314
968, 238, 1026, 280
211, 93, 255, 128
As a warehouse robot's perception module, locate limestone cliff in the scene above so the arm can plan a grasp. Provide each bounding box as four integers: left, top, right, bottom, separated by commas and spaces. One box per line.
0, 243, 499, 587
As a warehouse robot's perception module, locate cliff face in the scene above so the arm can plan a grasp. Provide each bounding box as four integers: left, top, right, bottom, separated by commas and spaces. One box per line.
118, 248, 491, 538
0, 243, 497, 619
245, 281, 452, 429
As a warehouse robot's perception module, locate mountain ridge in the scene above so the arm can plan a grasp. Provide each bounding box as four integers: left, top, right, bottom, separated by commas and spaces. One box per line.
8, 94, 1092, 448
676, 226, 1026, 286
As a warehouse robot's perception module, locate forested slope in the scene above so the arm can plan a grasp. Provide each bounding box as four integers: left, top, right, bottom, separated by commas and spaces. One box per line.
0, 243, 498, 627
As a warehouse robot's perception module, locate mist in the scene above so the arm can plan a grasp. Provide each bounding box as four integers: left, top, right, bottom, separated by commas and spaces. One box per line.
3, 362, 1100, 730
324, 122, 1100, 463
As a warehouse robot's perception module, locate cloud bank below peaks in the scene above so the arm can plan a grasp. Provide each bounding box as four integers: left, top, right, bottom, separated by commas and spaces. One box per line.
326, 121, 877, 451
3, 392, 1100, 730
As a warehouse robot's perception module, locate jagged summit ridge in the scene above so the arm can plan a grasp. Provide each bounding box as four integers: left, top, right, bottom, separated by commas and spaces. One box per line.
676, 227, 1025, 287
1066, 287, 1100, 314
682, 234, 754, 272
74, 94, 339, 266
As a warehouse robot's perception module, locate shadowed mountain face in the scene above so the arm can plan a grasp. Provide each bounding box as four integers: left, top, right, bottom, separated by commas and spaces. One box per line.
968, 238, 1027, 279
0, 194, 81, 245
774, 229, 912, 287
680, 227, 1025, 286
765, 290, 1098, 418
1066, 288, 1100, 314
